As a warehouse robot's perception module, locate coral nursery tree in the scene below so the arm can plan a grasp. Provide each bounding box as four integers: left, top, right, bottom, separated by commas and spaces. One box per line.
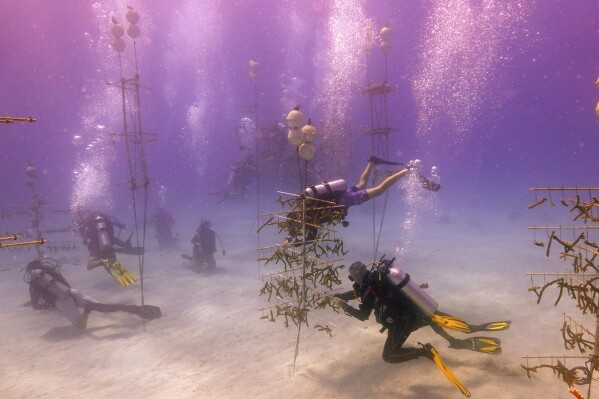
522, 78, 599, 399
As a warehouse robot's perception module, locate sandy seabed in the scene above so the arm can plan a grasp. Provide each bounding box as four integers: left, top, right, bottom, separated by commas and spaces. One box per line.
0, 201, 594, 399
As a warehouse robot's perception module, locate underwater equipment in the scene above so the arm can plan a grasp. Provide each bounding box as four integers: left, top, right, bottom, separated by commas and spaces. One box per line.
449, 336, 502, 354
416, 173, 442, 191
125, 304, 161, 320
0, 116, 36, 123
305, 179, 347, 199
431, 312, 512, 334
94, 215, 113, 252
28, 269, 71, 300
349, 261, 368, 285
384, 258, 439, 317
420, 343, 471, 397
101, 259, 136, 287
368, 156, 405, 166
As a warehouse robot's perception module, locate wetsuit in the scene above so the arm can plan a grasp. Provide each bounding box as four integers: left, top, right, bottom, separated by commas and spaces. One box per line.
191, 226, 217, 268
337, 270, 430, 363
79, 212, 121, 260
27, 262, 159, 329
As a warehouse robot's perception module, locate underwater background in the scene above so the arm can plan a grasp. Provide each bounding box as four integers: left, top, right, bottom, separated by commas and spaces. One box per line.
1, 1, 599, 398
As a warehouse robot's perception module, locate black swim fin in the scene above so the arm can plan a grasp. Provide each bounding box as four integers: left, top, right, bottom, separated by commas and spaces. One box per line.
450, 337, 502, 354
127, 304, 162, 320
416, 173, 441, 191
369, 156, 405, 166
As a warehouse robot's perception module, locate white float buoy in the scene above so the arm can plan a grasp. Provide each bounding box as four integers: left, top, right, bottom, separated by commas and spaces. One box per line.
299, 142, 316, 160
249, 59, 259, 73
380, 26, 391, 40
127, 24, 141, 39
126, 7, 140, 24
288, 128, 304, 147
286, 107, 304, 128
301, 123, 317, 143
112, 37, 126, 52
380, 40, 391, 53
111, 23, 124, 38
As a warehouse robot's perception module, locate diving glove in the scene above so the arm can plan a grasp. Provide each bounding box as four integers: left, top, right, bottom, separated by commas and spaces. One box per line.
101, 259, 136, 287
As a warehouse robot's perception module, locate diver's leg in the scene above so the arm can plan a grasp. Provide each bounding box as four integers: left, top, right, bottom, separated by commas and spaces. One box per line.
355, 161, 375, 190
430, 320, 460, 346
84, 302, 161, 320
85, 302, 131, 313
365, 168, 410, 199
207, 254, 216, 269
382, 315, 428, 363
55, 296, 88, 329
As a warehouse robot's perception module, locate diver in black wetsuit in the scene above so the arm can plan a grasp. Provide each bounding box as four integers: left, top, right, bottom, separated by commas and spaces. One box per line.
24, 259, 161, 330
335, 259, 508, 363
150, 206, 177, 250
335, 258, 512, 397
74, 210, 142, 270
335, 260, 449, 362
190, 220, 221, 269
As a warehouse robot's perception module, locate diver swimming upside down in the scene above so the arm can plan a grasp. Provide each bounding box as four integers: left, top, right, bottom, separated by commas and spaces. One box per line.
285, 156, 441, 244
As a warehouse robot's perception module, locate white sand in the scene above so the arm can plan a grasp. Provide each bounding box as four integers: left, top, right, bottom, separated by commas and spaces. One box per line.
0, 201, 594, 399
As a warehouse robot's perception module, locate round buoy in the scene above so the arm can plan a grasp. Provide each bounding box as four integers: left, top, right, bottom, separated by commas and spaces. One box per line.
288, 128, 304, 147
249, 71, 258, 82
127, 24, 141, 39
302, 123, 317, 143
25, 164, 37, 179
380, 26, 391, 40
111, 23, 124, 38
126, 7, 140, 24
249, 59, 259, 73
286, 108, 304, 128
380, 40, 391, 53
299, 142, 316, 160
112, 37, 126, 52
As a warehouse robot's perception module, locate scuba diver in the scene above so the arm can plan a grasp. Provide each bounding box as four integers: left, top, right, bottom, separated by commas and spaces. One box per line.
74, 209, 142, 287
181, 220, 225, 270
211, 154, 256, 204
150, 206, 177, 250
24, 258, 161, 330
334, 257, 511, 397
286, 157, 440, 244
305, 156, 440, 210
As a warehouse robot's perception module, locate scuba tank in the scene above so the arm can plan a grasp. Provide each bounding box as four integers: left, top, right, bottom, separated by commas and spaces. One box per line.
305, 179, 347, 198
29, 269, 71, 300
383, 257, 438, 316
94, 215, 113, 252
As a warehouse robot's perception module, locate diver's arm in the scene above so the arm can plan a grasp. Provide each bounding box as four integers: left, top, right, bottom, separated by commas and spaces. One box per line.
334, 290, 357, 302
29, 285, 47, 310
341, 291, 374, 321
342, 302, 373, 321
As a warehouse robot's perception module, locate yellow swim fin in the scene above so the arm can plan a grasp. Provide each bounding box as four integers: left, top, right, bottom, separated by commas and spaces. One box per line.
431, 312, 472, 333
470, 320, 512, 332
421, 343, 471, 398
101, 259, 136, 287
450, 336, 502, 354
431, 312, 512, 334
